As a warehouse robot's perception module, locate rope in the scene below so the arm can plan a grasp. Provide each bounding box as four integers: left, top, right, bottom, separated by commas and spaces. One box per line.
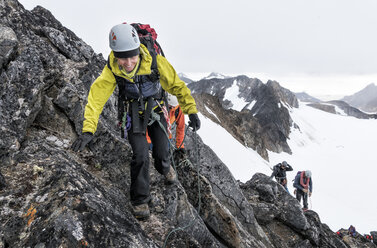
163, 129, 201, 248
169, 127, 189, 179
309, 193, 312, 210
146, 107, 202, 247
148, 111, 176, 149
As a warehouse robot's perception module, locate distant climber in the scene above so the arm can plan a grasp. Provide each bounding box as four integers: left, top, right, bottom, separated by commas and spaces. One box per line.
293, 170, 312, 210
364, 234, 373, 242
348, 225, 356, 237
269, 161, 293, 192
336, 231, 344, 239
371, 231, 377, 244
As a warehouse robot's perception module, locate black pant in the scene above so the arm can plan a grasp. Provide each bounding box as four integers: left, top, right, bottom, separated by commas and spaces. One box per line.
128, 112, 170, 205
296, 189, 308, 209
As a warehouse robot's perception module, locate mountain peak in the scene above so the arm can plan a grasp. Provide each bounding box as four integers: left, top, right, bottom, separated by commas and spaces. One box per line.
342, 83, 377, 112
365, 82, 376, 89
203, 72, 229, 80
177, 72, 188, 78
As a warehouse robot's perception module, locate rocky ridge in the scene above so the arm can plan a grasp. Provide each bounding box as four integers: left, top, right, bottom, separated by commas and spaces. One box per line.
188, 76, 298, 160
307, 101, 377, 119
0, 1, 376, 247
295, 92, 321, 103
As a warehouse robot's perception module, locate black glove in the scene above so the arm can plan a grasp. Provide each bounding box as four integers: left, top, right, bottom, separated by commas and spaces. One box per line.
71, 132, 93, 152
188, 113, 201, 131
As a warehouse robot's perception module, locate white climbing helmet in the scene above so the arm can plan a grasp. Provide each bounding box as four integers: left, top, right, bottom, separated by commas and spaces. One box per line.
167, 94, 179, 107
109, 23, 140, 58
305, 170, 312, 178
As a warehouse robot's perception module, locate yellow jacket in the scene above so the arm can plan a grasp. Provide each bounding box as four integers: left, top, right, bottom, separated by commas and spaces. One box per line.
82, 44, 198, 134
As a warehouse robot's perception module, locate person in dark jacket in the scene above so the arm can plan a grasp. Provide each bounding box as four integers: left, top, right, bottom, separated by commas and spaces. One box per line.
293, 170, 313, 210
348, 225, 356, 237
269, 161, 293, 192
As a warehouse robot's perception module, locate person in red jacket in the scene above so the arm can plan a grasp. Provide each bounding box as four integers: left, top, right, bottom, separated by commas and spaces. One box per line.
146, 94, 185, 152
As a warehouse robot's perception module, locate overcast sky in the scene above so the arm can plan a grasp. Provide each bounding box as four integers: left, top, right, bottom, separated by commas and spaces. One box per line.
20, 0, 377, 97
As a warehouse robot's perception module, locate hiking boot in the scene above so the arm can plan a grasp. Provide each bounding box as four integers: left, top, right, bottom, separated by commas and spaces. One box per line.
132, 203, 150, 219
165, 165, 178, 185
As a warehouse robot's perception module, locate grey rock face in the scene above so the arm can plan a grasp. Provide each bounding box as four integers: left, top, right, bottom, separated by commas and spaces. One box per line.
0, 170, 6, 190
0, 26, 18, 72
189, 77, 298, 160
239, 173, 353, 248
182, 133, 273, 248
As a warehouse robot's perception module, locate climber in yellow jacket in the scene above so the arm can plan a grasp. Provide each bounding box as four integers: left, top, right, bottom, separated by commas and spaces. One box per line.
71, 23, 200, 219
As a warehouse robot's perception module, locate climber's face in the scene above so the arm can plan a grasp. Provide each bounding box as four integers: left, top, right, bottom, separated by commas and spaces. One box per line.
117, 55, 139, 73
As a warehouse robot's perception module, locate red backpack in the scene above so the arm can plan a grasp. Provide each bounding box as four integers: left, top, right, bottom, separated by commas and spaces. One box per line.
129, 23, 165, 57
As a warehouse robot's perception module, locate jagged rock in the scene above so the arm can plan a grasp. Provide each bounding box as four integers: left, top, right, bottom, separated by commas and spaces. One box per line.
189, 76, 297, 160
294, 240, 313, 248
239, 173, 351, 247
181, 132, 274, 248
0, 170, 6, 190
0, 26, 18, 73
267, 80, 299, 109
242, 174, 309, 231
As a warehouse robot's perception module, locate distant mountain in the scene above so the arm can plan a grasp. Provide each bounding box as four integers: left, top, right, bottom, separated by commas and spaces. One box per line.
342, 83, 377, 113
202, 72, 230, 80
177, 72, 194, 85
189, 75, 298, 160
295, 92, 321, 103
307, 100, 377, 119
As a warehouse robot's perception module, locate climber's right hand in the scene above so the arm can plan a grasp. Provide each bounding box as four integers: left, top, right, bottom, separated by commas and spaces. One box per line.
71, 132, 93, 152
188, 113, 201, 131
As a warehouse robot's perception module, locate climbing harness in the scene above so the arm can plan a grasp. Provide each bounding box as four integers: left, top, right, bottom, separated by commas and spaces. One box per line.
120, 109, 132, 138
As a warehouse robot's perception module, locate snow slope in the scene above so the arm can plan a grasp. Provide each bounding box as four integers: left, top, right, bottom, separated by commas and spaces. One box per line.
193, 101, 377, 234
